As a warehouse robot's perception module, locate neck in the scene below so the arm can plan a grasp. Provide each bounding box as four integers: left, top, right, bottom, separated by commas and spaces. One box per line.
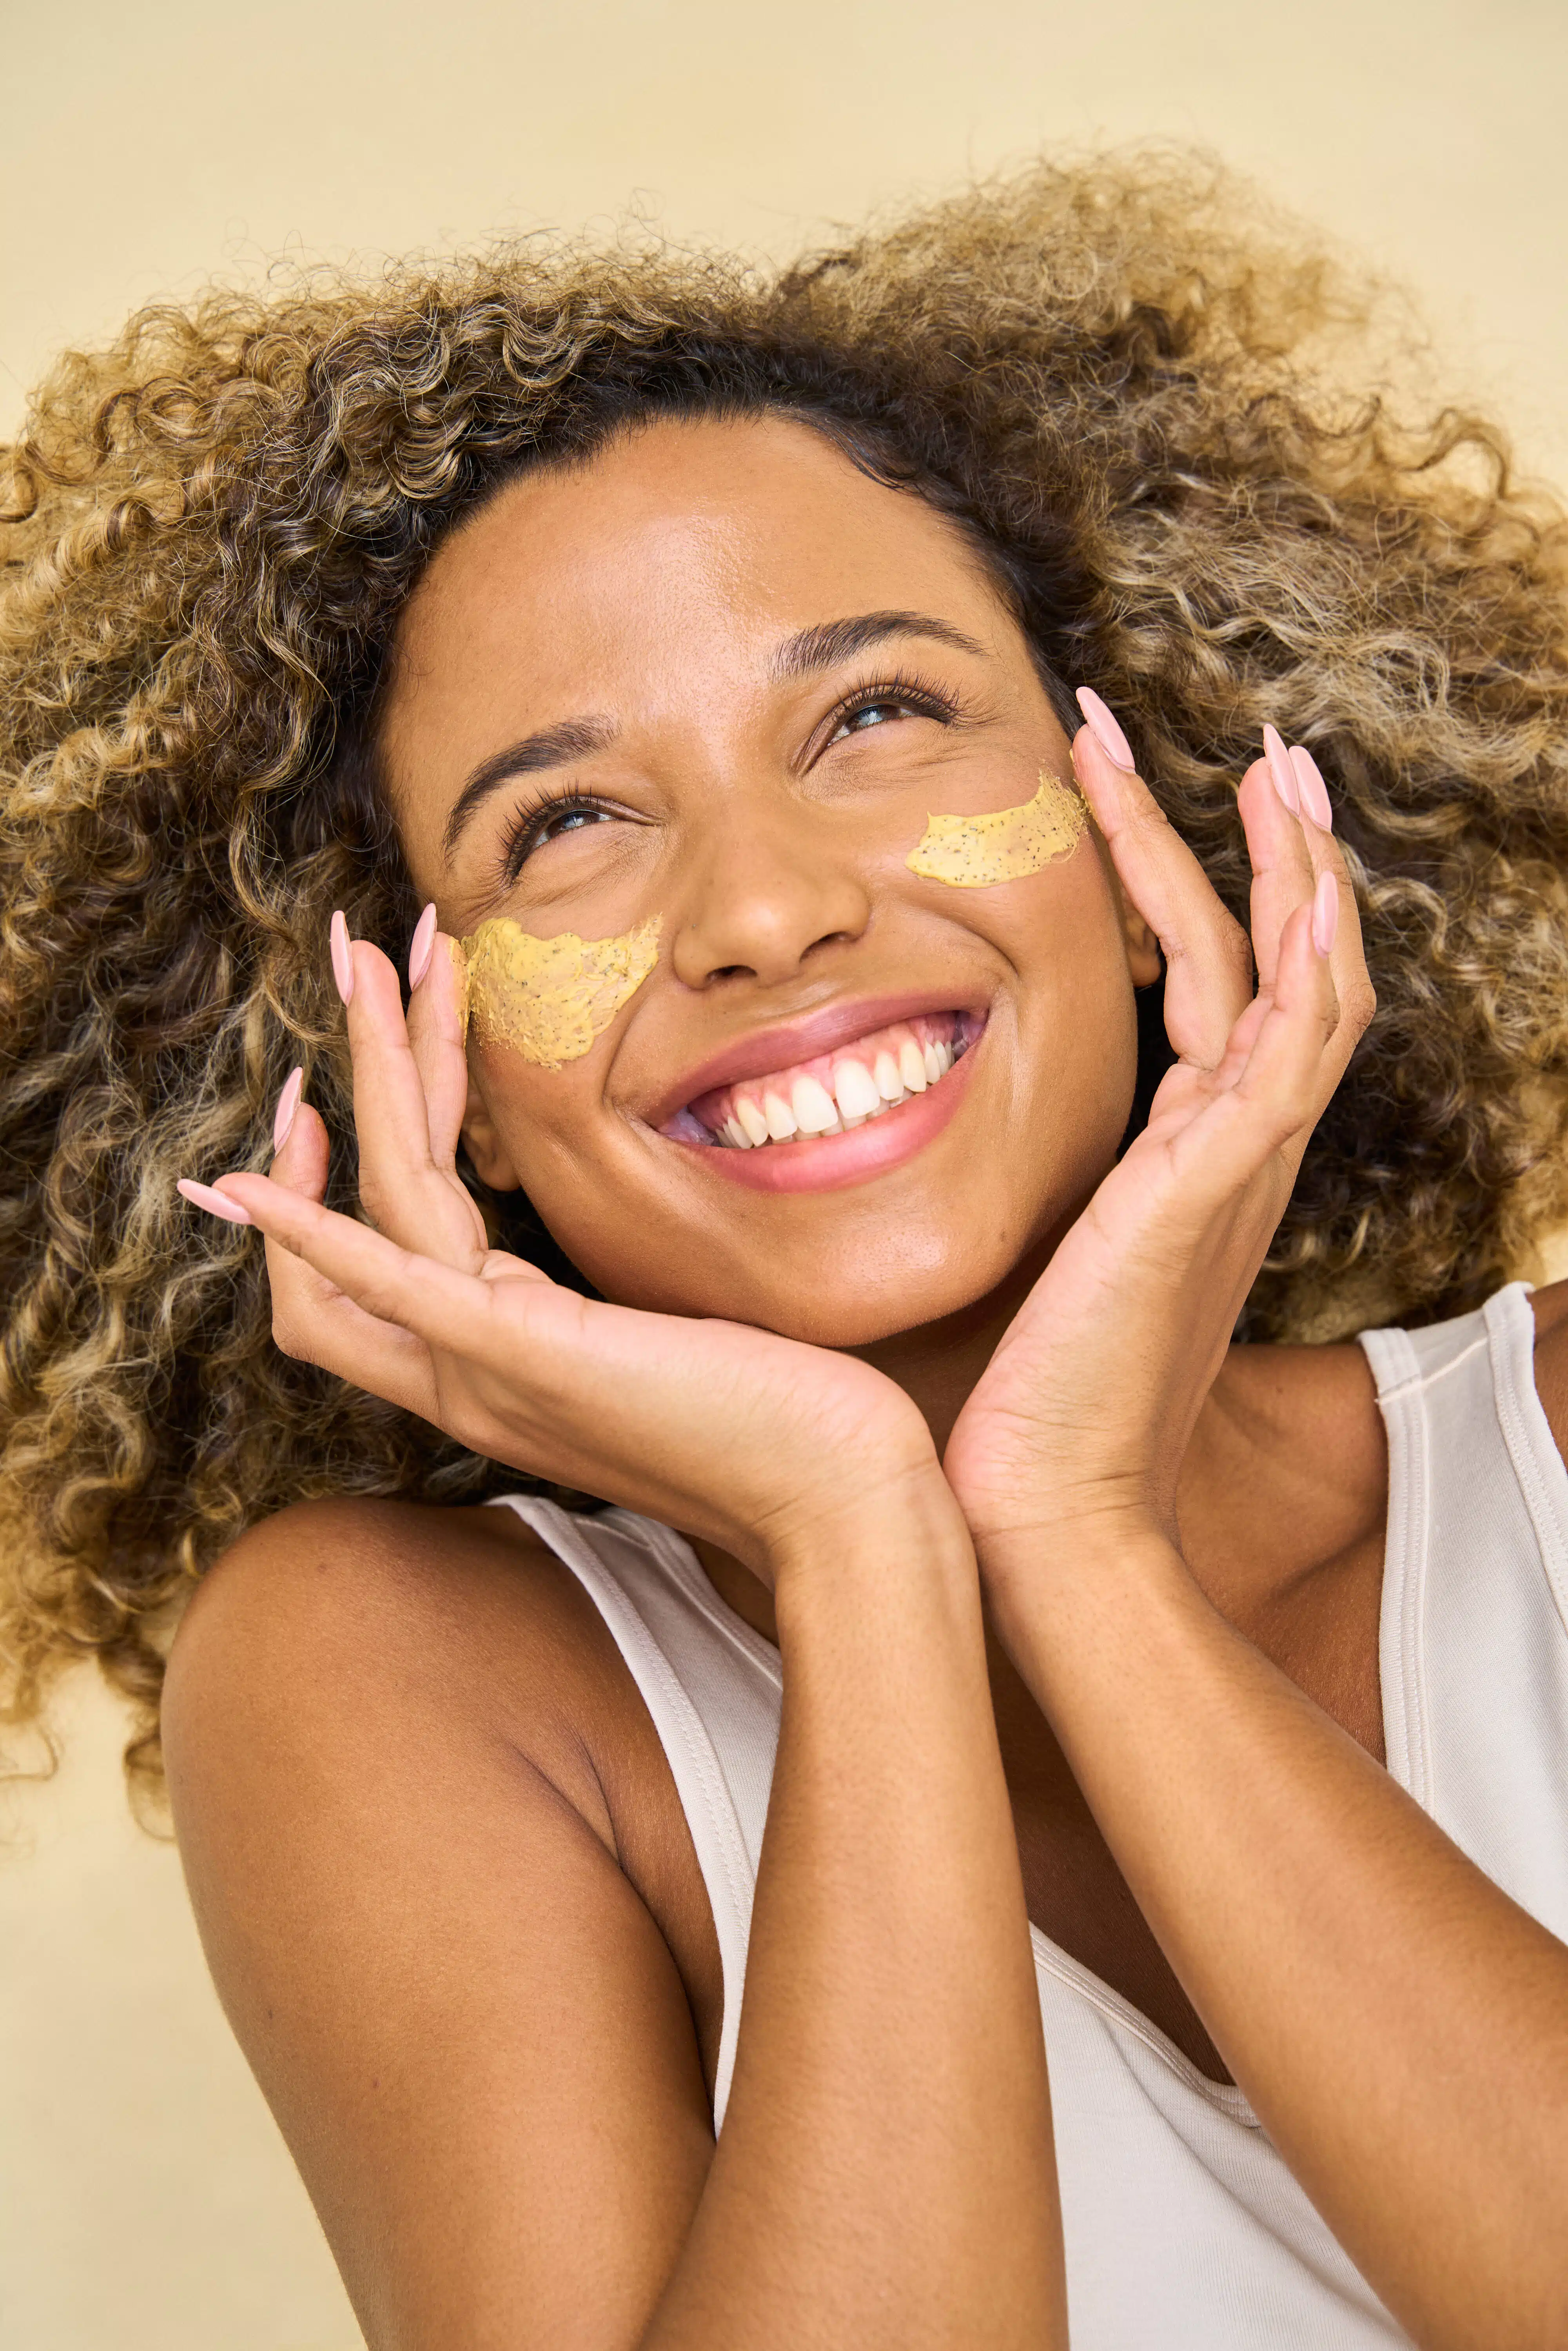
848, 1240, 1054, 1458
693, 1241, 1052, 1643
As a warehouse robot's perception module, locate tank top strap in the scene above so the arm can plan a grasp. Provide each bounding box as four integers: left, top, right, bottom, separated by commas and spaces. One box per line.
1359, 1282, 1568, 1941
487, 1495, 782, 2125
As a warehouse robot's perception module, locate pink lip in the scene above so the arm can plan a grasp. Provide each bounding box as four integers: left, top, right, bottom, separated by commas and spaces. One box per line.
647, 988, 988, 1129
668, 1027, 981, 1193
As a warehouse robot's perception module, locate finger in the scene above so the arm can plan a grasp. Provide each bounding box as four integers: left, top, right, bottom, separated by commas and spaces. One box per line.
215, 1170, 553, 1369
237, 1077, 436, 1407
403, 923, 472, 1171
1196, 760, 1347, 1122
1167, 891, 1341, 1192
339, 931, 487, 1266
261, 1079, 341, 1347
269, 1075, 328, 1201
216, 1166, 613, 1464
1237, 737, 1318, 999
1286, 744, 1376, 1055
270, 1259, 437, 1413
1232, 879, 1343, 1130
1071, 718, 1253, 1068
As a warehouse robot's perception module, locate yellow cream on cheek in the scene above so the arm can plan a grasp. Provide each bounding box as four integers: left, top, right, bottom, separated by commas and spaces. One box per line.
459, 915, 662, 1070
906, 771, 1085, 886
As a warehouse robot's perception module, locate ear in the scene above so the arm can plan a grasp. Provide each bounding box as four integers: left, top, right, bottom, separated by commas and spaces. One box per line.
460, 1075, 523, 1191
1115, 875, 1162, 989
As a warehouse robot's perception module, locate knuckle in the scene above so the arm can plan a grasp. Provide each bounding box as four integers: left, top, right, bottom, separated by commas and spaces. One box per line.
356, 1179, 389, 1231
1216, 919, 1254, 978
1126, 794, 1172, 837
1341, 976, 1377, 1037
270, 1307, 304, 1360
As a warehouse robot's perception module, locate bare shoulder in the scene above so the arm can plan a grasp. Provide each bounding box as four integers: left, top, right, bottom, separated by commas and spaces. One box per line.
167, 1493, 626, 1817
1527, 1278, 1568, 1459
163, 1496, 722, 2348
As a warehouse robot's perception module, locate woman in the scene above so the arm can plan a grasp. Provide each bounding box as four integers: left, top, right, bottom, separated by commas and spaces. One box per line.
4, 157, 1568, 2348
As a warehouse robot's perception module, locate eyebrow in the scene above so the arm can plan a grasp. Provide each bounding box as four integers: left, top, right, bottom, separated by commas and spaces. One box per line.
441, 715, 618, 862
440, 610, 988, 863
770, 609, 987, 680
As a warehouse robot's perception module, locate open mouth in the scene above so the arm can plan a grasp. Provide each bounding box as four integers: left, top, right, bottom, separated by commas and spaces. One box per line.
660, 1010, 984, 1150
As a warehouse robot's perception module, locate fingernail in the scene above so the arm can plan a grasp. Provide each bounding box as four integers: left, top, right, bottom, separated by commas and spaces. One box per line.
1312, 870, 1340, 956
176, 1177, 254, 1226
329, 910, 354, 1006
272, 1066, 304, 1154
1289, 744, 1334, 831
1075, 686, 1136, 771
408, 902, 438, 991
1263, 726, 1298, 814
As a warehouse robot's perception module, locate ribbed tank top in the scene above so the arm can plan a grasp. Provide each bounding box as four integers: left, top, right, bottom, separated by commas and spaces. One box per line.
490, 1284, 1568, 2349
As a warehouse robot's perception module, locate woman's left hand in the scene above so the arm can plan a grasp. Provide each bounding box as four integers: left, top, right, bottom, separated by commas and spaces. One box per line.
944, 717, 1374, 1569
944, 721, 1568, 2351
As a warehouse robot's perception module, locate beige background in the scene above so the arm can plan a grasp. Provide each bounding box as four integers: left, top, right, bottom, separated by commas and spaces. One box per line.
3, 3, 1565, 2346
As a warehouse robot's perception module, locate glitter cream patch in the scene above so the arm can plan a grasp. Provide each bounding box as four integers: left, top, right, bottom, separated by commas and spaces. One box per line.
459, 915, 662, 1070
906, 772, 1085, 887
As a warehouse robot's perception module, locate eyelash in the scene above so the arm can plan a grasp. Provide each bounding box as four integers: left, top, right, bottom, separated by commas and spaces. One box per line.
820, 669, 963, 743
497, 784, 619, 883
494, 670, 964, 881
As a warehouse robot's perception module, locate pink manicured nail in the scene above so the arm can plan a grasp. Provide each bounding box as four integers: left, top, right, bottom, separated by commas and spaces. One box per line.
176, 1177, 254, 1226
272, 1066, 304, 1154
1311, 871, 1339, 956
1263, 726, 1298, 815
1289, 744, 1334, 831
329, 910, 354, 1006
408, 902, 438, 990
1075, 686, 1136, 770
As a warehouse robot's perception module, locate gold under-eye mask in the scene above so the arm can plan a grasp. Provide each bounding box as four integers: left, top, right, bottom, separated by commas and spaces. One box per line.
906, 772, 1085, 886
459, 915, 662, 1070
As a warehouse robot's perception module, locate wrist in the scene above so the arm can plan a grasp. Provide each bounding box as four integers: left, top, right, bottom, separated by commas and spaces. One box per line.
765, 1466, 978, 1625
976, 1508, 1188, 1610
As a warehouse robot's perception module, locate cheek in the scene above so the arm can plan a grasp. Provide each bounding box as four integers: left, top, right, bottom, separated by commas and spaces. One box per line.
906, 771, 1085, 887
998, 853, 1144, 1113
463, 914, 662, 1069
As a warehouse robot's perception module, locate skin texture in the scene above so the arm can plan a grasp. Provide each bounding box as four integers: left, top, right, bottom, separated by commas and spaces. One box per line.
163, 416, 1568, 2351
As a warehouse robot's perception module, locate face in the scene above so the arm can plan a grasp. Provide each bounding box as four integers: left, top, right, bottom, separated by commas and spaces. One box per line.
382, 414, 1157, 1347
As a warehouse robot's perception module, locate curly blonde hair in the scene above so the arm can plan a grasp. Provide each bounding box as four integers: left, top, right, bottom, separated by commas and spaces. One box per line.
5, 152, 1568, 1799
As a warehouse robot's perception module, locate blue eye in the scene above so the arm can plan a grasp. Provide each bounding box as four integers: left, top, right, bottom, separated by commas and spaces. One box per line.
499, 793, 619, 882
846, 702, 899, 731
541, 805, 610, 840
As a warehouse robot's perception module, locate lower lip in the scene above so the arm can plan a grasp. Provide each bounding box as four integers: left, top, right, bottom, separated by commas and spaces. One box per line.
667, 1036, 981, 1193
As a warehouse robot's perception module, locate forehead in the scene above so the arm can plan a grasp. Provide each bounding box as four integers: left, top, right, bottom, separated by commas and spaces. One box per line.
383, 413, 1010, 721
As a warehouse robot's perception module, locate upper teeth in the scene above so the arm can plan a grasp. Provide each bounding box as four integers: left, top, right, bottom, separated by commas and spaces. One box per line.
673, 1015, 970, 1149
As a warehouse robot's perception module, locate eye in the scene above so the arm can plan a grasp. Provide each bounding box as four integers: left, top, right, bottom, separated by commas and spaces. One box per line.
838, 699, 904, 735
822, 672, 960, 750
537, 803, 612, 844
499, 791, 620, 882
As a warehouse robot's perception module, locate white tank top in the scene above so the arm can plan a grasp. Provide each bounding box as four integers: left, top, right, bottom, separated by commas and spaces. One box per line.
490, 1283, 1568, 2349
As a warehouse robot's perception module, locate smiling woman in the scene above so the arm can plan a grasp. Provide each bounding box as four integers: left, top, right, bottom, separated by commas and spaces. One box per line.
5, 152, 1568, 2351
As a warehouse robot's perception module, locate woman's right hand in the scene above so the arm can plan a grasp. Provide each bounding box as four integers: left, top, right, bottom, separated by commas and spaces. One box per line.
189, 920, 941, 1583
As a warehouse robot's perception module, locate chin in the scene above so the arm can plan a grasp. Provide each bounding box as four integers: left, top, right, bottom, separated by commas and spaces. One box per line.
580, 1224, 1035, 1351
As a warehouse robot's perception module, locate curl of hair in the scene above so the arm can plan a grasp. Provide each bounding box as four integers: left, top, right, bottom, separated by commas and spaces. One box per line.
5, 151, 1568, 1800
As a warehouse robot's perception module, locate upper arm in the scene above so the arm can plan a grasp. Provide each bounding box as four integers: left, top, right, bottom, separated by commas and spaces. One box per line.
162, 1499, 714, 2351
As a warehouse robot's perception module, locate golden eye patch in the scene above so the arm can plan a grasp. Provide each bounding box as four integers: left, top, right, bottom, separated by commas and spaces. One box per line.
906, 772, 1085, 887
459, 915, 662, 1070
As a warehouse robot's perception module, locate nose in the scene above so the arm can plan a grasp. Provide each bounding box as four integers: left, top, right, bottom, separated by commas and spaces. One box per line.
669, 799, 873, 991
